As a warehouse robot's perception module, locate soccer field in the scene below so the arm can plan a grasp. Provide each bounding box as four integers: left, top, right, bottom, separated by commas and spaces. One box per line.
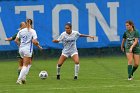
0, 56, 140, 93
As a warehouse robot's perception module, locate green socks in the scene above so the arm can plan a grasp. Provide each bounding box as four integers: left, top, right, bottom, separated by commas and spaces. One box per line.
128, 65, 132, 78
131, 66, 138, 76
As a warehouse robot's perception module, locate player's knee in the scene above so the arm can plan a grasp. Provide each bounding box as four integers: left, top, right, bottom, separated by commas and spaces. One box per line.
75, 61, 79, 64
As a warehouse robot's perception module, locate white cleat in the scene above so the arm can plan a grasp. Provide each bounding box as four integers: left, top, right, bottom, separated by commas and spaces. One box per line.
16, 80, 22, 85
22, 75, 26, 84
128, 78, 133, 81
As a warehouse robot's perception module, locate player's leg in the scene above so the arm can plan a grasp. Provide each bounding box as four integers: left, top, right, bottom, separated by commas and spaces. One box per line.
22, 51, 33, 83
71, 53, 79, 80
17, 52, 23, 76
17, 50, 31, 84
56, 54, 67, 80
126, 53, 133, 80
17, 57, 30, 78
18, 58, 23, 76
25, 54, 33, 76
131, 54, 139, 76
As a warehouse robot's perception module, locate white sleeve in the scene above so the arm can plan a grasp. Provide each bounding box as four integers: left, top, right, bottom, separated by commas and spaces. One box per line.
57, 33, 64, 41
77, 31, 81, 36
32, 30, 37, 39
16, 31, 20, 38
75, 31, 81, 39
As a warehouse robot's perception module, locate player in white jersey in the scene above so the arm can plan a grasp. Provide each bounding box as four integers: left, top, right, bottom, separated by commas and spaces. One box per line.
15, 19, 42, 84
53, 23, 95, 80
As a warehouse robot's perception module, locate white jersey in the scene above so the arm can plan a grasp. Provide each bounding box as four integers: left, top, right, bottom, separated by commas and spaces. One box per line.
17, 28, 37, 53
57, 30, 81, 54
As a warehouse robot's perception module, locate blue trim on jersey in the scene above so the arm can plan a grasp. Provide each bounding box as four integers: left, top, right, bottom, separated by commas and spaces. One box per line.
30, 40, 33, 53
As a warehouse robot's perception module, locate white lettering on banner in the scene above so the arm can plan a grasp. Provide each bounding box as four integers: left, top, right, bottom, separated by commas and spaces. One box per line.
0, 7, 10, 45
52, 4, 78, 39
15, 5, 44, 28
86, 2, 120, 42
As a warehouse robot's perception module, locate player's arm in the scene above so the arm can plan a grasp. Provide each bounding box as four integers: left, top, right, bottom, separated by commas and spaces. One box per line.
52, 33, 64, 43
14, 32, 20, 46
5, 37, 13, 41
121, 38, 126, 52
130, 31, 140, 51
52, 40, 59, 43
32, 39, 42, 50
32, 30, 42, 50
80, 34, 95, 39
130, 38, 138, 51
5, 33, 17, 41
14, 37, 20, 47
121, 32, 126, 52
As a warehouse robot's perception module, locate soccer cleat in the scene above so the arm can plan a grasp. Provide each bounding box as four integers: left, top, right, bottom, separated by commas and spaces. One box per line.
22, 75, 26, 84
74, 76, 78, 80
128, 78, 133, 81
22, 79, 26, 84
16, 80, 22, 85
57, 75, 60, 80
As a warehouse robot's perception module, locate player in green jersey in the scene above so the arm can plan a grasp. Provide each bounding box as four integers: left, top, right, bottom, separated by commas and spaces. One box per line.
121, 20, 140, 80
5, 22, 26, 76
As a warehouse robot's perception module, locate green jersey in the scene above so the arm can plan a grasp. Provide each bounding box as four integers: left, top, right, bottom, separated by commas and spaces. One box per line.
123, 30, 140, 49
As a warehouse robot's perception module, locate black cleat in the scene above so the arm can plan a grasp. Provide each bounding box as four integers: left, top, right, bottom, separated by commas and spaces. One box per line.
74, 76, 78, 80
22, 80, 26, 84
57, 75, 60, 80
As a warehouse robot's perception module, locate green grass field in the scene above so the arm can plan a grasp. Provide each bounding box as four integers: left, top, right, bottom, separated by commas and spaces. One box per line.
0, 56, 140, 93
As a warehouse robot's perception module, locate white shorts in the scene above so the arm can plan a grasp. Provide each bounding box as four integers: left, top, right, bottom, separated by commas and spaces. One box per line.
19, 48, 32, 58
62, 52, 78, 58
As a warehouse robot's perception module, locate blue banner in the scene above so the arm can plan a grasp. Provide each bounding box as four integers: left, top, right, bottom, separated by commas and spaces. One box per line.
0, 0, 140, 51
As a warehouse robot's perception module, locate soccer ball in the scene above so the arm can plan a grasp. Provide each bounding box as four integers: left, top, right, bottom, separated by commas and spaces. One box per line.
39, 71, 48, 79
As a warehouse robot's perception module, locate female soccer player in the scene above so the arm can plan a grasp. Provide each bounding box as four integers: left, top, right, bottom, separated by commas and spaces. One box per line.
121, 20, 140, 80
15, 19, 42, 84
5, 22, 26, 76
53, 23, 95, 80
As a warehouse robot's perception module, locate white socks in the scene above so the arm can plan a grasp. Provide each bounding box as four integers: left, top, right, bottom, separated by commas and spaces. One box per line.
57, 65, 61, 75
18, 66, 28, 80
25, 65, 32, 75
57, 64, 79, 76
75, 64, 80, 76
18, 65, 32, 80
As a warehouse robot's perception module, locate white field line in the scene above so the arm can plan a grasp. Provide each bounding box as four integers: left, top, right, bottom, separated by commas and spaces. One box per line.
0, 84, 139, 91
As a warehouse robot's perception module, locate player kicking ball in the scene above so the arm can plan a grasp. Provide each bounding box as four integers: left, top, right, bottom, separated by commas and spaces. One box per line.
53, 22, 95, 80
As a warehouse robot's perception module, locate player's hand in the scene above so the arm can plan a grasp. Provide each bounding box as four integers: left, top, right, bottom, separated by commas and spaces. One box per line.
89, 36, 95, 40
5, 38, 8, 41
52, 40, 59, 43
121, 46, 124, 52
38, 45, 43, 51
129, 48, 133, 53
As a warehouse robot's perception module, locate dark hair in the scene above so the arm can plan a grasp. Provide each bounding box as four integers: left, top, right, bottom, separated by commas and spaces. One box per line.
65, 22, 72, 28
126, 20, 135, 30
26, 19, 33, 30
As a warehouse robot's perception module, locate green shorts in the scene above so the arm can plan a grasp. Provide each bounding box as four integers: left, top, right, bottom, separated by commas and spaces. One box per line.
17, 52, 22, 59
125, 47, 140, 55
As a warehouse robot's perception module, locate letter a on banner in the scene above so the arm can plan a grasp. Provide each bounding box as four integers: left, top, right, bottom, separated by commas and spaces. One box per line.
0, 7, 10, 45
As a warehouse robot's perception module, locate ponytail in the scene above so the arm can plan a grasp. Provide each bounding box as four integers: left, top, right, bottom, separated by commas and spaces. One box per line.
26, 19, 32, 31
